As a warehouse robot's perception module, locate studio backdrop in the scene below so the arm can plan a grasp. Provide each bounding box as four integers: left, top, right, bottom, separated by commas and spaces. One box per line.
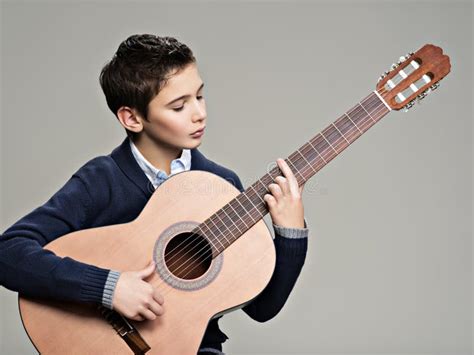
1, 1, 472, 354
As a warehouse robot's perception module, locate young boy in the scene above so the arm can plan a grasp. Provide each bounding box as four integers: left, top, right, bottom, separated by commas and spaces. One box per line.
0, 34, 309, 354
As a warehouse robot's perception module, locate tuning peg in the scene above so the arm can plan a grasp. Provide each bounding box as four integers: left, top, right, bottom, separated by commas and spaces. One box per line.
416, 91, 429, 103
404, 99, 416, 112
390, 63, 399, 70
377, 70, 391, 82
430, 82, 440, 91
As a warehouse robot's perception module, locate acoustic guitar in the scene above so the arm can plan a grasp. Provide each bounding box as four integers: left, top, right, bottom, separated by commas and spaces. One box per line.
18, 44, 451, 354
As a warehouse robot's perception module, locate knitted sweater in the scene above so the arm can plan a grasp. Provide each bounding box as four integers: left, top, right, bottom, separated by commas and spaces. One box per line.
0, 137, 308, 350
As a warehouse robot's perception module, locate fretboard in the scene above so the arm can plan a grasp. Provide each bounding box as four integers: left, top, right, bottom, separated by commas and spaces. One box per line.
199, 91, 390, 256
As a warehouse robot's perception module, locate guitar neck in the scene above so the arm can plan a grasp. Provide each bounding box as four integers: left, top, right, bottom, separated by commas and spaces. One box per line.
201, 90, 391, 255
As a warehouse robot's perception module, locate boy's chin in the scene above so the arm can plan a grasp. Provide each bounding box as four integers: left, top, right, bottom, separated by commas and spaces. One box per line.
186, 138, 203, 149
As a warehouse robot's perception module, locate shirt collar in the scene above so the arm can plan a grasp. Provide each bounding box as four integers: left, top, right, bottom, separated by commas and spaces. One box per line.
128, 138, 191, 186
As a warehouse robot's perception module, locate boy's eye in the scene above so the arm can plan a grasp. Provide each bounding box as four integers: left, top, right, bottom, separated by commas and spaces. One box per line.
172, 95, 204, 112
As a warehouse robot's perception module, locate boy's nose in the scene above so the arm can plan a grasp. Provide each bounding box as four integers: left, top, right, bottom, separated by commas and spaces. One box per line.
192, 104, 206, 122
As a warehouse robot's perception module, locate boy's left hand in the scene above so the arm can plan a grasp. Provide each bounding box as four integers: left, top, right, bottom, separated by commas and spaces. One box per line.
263, 158, 305, 229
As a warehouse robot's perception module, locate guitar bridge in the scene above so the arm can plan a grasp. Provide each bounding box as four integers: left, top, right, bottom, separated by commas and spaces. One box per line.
98, 305, 151, 354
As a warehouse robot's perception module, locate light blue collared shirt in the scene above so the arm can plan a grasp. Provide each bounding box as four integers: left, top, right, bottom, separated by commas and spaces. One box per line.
129, 138, 191, 189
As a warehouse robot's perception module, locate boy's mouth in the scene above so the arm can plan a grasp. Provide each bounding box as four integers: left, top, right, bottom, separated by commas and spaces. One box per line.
190, 126, 206, 135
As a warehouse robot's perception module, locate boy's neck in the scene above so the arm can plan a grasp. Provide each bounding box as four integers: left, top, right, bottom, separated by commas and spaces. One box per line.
131, 135, 183, 176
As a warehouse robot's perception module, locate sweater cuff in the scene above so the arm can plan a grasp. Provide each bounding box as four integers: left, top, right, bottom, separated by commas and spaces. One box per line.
273, 218, 309, 239
79, 265, 112, 305
274, 233, 308, 258
102, 270, 121, 309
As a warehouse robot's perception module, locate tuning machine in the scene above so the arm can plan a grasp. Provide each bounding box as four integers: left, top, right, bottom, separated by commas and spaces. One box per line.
416, 90, 429, 103
403, 99, 416, 112
430, 82, 440, 91
378, 51, 414, 83
377, 70, 391, 83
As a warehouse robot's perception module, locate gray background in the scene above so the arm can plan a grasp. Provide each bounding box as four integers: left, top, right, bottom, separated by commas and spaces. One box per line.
1, 1, 472, 354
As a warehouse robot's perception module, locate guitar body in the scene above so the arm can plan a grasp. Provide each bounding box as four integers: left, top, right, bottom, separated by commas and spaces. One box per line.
18, 170, 276, 354
16, 43, 451, 354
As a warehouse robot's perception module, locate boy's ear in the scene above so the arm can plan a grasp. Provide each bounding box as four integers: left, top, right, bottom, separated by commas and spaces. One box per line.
117, 106, 143, 134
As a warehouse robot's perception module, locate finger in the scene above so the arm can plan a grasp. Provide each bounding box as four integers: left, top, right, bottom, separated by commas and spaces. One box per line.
148, 300, 164, 316
268, 183, 283, 200
131, 314, 145, 322
276, 159, 299, 195
153, 290, 164, 305
140, 308, 157, 321
299, 183, 305, 194
138, 261, 156, 279
274, 176, 290, 195
263, 194, 277, 210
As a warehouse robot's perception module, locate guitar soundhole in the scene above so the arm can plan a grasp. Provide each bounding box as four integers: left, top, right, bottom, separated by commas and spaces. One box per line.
164, 232, 213, 280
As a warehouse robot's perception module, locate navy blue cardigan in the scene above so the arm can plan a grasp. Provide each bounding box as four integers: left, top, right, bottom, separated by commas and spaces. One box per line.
0, 137, 307, 349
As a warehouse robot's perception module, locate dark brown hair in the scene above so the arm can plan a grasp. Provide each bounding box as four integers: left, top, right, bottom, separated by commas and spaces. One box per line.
99, 34, 196, 138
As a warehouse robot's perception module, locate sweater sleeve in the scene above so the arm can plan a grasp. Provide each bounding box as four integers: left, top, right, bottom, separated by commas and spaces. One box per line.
227, 171, 308, 322
0, 174, 112, 305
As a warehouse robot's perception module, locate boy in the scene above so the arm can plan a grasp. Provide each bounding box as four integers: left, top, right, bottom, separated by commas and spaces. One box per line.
0, 34, 309, 354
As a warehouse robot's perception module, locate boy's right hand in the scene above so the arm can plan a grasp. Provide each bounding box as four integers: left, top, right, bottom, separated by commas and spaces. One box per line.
112, 261, 165, 321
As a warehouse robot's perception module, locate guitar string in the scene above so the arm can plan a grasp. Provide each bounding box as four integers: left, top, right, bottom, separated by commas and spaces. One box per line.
156, 93, 389, 290
152, 90, 390, 296
157, 89, 389, 274
155, 92, 388, 291
154, 90, 389, 289
154, 97, 389, 300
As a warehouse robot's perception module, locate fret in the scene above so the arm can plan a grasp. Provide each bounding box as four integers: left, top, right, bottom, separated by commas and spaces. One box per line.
321, 125, 346, 152
308, 139, 328, 164
285, 155, 306, 185
312, 133, 337, 162
334, 115, 360, 142
296, 148, 316, 174
285, 157, 305, 183
347, 105, 371, 132
354, 93, 382, 129
344, 113, 363, 134
217, 212, 237, 247
252, 178, 277, 214
235, 193, 256, 225
228, 198, 250, 229
361, 94, 384, 121
220, 203, 244, 238
331, 122, 350, 145
199, 222, 212, 240
359, 102, 376, 123
198, 225, 220, 252
200, 222, 220, 251
301, 142, 325, 172
249, 184, 265, 204
301, 142, 322, 169
206, 215, 226, 250
223, 203, 247, 234
199, 91, 390, 258
254, 179, 270, 198
238, 193, 259, 224
209, 211, 227, 249
216, 206, 239, 242
319, 132, 339, 154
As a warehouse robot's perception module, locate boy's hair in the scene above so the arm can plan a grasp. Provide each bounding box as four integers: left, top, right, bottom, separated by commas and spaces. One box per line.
99, 34, 196, 139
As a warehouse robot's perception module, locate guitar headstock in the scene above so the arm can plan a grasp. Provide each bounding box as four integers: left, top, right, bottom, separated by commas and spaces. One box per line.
376, 44, 451, 111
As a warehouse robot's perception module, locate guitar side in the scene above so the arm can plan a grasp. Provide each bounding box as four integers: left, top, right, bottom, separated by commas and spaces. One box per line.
18, 170, 276, 354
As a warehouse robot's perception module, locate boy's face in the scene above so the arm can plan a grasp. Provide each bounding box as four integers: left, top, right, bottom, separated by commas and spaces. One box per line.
133, 62, 207, 150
